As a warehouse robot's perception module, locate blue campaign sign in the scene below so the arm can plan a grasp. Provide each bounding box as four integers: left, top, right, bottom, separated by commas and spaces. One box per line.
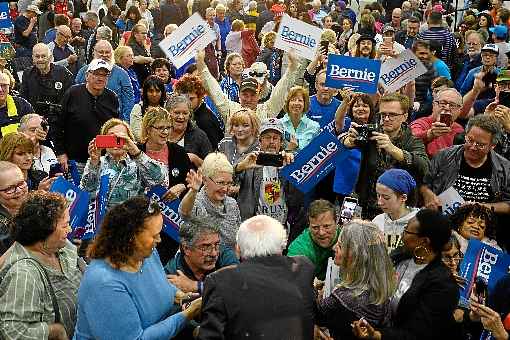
0, 3, 12, 30
74, 175, 110, 240
281, 130, 348, 193
50, 176, 90, 232
325, 54, 382, 94
458, 239, 510, 308
146, 185, 184, 242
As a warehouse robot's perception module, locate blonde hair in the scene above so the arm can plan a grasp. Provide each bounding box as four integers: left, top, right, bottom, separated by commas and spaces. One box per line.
215, 3, 226, 11
262, 31, 277, 47
0, 132, 34, 161
113, 45, 133, 64
100, 118, 136, 141
231, 19, 245, 31
320, 28, 337, 45
284, 86, 310, 114
201, 152, 233, 178
228, 109, 260, 136
224, 52, 244, 74
140, 107, 172, 143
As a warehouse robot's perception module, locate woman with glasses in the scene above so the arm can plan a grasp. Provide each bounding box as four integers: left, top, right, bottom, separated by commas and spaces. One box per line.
0, 132, 53, 191
179, 152, 241, 250
0, 161, 28, 255
165, 94, 213, 168
130, 75, 166, 141
316, 220, 396, 340
73, 197, 202, 339
372, 169, 420, 253
128, 23, 153, 87
353, 209, 460, 340
0, 191, 83, 339
81, 118, 165, 209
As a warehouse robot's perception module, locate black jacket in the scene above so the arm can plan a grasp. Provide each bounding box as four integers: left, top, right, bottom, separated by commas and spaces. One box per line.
54, 84, 119, 162
384, 249, 460, 340
193, 101, 224, 150
198, 255, 316, 340
183, 122, 213, 162
0, 205, 13, 256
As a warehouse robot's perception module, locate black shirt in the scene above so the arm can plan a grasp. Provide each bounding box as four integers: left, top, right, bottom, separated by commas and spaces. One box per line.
54, 84, 119, 162
454, 155, 494, 202
14, 15, 37, 49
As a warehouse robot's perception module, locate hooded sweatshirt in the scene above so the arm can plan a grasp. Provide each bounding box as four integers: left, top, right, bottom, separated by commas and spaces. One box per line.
372, 207, 420, 252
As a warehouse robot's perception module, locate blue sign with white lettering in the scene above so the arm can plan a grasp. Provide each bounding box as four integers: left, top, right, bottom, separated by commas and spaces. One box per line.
0, 3, 11, 30
146, 185, 184, 242
325, 54, 382, 94
281, 131, 348, 193
458, 239, 510, 308
50, 176, 90, 233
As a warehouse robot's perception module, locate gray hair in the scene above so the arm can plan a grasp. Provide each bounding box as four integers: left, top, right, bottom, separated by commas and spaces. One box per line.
466, 114, 502, 144
336, 220, 396, 305
19, 114, 42, 131
84, 11, 99, 23
96, 25, 113, 41
165, 94, 192, 112
236, 215, 287, 258
201, 152, 233, 178
179, 219, 220, 248
434, 87, 462, 102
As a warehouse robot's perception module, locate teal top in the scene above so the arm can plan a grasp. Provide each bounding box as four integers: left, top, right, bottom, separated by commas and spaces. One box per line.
280, 114, 320, 152
287, 228, 339, 280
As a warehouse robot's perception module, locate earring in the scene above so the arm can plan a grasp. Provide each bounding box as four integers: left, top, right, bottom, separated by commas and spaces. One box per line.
413, 245, 430, 263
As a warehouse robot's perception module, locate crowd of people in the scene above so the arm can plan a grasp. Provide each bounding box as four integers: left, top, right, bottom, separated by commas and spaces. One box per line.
0, 0, 509, 338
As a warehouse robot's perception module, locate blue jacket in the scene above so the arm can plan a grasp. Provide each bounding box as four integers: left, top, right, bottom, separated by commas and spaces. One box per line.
75, 64, 135, 121
460, 65, 500, 96
454, 54, 482, 91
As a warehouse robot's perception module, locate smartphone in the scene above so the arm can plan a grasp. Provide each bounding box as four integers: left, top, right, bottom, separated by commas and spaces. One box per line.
474, 276, 488, 306
499, 91, 510, 108
320, 40, 329, 55
383, 36, 393, 44
49, 162, 64, 177
41, 119, 49, 132
256, 152, 284, 167
95, 135, 125, 148
284, 131, 291, 142
439, 113, 453, 126
483, 71, 497, 88
340, 196, 358, 224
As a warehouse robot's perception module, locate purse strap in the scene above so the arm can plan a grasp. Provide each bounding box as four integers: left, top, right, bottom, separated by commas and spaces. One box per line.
2, 258, 61, 323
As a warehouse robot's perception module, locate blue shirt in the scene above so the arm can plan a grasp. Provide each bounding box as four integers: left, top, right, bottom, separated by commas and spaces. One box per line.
460, 66, 501, 96
126, 67, 141, 104
280, 114, 320, 152
307, 96, 342, 131
215, 17, 231, 51
433, 59, 451, 80
73, 250, 187, 339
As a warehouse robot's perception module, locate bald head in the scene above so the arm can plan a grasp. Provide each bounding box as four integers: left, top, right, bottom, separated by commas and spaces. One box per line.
236, 215, 287, 258
93, 39, 113, 63
32, 43, 52, 73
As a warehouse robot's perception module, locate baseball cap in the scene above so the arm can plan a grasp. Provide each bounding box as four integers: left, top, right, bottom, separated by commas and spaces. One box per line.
87, 59, 113, 72
271, 4, 285, 16
432, 3, 445, 13
26, 4, 42, 15
247, 62, 268, 85
496, 68, 510, 82
240, 77, 259, 92
481, 43, 499, 54
260, 118, 284, 135
489, 25, 508, 39
382, 24, 396, 34
336, 0, 346, 9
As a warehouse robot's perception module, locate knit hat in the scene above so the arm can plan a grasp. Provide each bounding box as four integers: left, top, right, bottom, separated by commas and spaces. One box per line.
377, 169, 416, 195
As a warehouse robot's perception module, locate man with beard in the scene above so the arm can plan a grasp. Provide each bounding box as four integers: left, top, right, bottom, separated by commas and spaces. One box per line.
165, 219, 239, 294
412, 40, 438, 119
454, 31, 483, 90
354, 35, 377, 59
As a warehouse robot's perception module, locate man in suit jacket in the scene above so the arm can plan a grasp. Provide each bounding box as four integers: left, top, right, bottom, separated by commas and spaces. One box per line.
198, 215, 316, 340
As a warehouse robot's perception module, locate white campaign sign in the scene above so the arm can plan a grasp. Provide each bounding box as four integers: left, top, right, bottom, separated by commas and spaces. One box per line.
159, 13, 216, 69
378, 49, 427, 93
438, 187, 465, 215
274, 14, 322, 61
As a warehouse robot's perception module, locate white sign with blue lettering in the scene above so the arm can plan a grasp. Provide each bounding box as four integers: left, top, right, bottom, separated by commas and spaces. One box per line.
325, 54, 382, 94
274, 14, 322, 61
379, 49, 427, 93
159, 13, 216, 68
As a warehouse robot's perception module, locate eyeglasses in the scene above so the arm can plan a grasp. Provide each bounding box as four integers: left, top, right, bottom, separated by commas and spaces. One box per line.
403, 227, 421, 235
310, 224, 336, 232
249, 71, 266, 77
435, 100, 461, 110
57, 31, 72, 39
151, 125, 171, 132
442, 253, 463, 263
193, 242, 220, 253
92, 71, 110, 78
380, 112, 406, 120
0, 180, 27, 195
0, 83, 9, 89
465, 135, 490, 150
208, 177, 234, 188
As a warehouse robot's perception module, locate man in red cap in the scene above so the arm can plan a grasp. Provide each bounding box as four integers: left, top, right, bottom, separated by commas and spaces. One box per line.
259, 4, 285, 40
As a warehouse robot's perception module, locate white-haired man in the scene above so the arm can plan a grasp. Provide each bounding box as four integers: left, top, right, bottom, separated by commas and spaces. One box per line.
198, 215, 315, 340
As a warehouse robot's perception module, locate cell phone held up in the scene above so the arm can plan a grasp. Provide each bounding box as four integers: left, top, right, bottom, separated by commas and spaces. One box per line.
320, 40, 329, 56
439, 113, 453, 127
95, 135, 125, 149
48, 162, 64, 177
499, 91, 510, 108
482, 71, 497, 89
256, 152, 284, 167
474, 276, 488, 306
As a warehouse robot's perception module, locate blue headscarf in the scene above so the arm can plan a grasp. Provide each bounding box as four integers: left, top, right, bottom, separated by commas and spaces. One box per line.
377, 169, 416, 195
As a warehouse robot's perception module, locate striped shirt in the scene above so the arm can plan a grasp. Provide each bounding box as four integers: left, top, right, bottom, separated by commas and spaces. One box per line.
417, 27, 456, 67
0, 241, 82, 339
219, 75, 240, 103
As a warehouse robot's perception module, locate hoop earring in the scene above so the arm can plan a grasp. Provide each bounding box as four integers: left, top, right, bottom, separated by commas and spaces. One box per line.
413, 245, 430, 263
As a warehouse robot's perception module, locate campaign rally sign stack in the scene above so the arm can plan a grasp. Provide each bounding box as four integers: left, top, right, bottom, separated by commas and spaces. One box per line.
145, 185, 184, 242
325, 54, 381, 94
281, 131, 349, 193
274, 14, 322, 61
458, 239, 510, 308
159, 12, 216, 68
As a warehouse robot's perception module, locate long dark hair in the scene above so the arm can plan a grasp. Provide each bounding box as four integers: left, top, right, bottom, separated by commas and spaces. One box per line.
141, 75, 166, 115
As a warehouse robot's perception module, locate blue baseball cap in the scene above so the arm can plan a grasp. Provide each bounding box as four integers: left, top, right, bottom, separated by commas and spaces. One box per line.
489, 24, 508, 39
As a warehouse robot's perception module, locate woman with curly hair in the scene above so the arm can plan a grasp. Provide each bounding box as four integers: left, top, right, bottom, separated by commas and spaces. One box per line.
73, 197, 202, 339
449, 203, 500, 254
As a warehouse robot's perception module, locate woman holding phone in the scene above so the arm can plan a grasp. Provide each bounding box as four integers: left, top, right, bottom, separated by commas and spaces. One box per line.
80, 118, 165, 208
